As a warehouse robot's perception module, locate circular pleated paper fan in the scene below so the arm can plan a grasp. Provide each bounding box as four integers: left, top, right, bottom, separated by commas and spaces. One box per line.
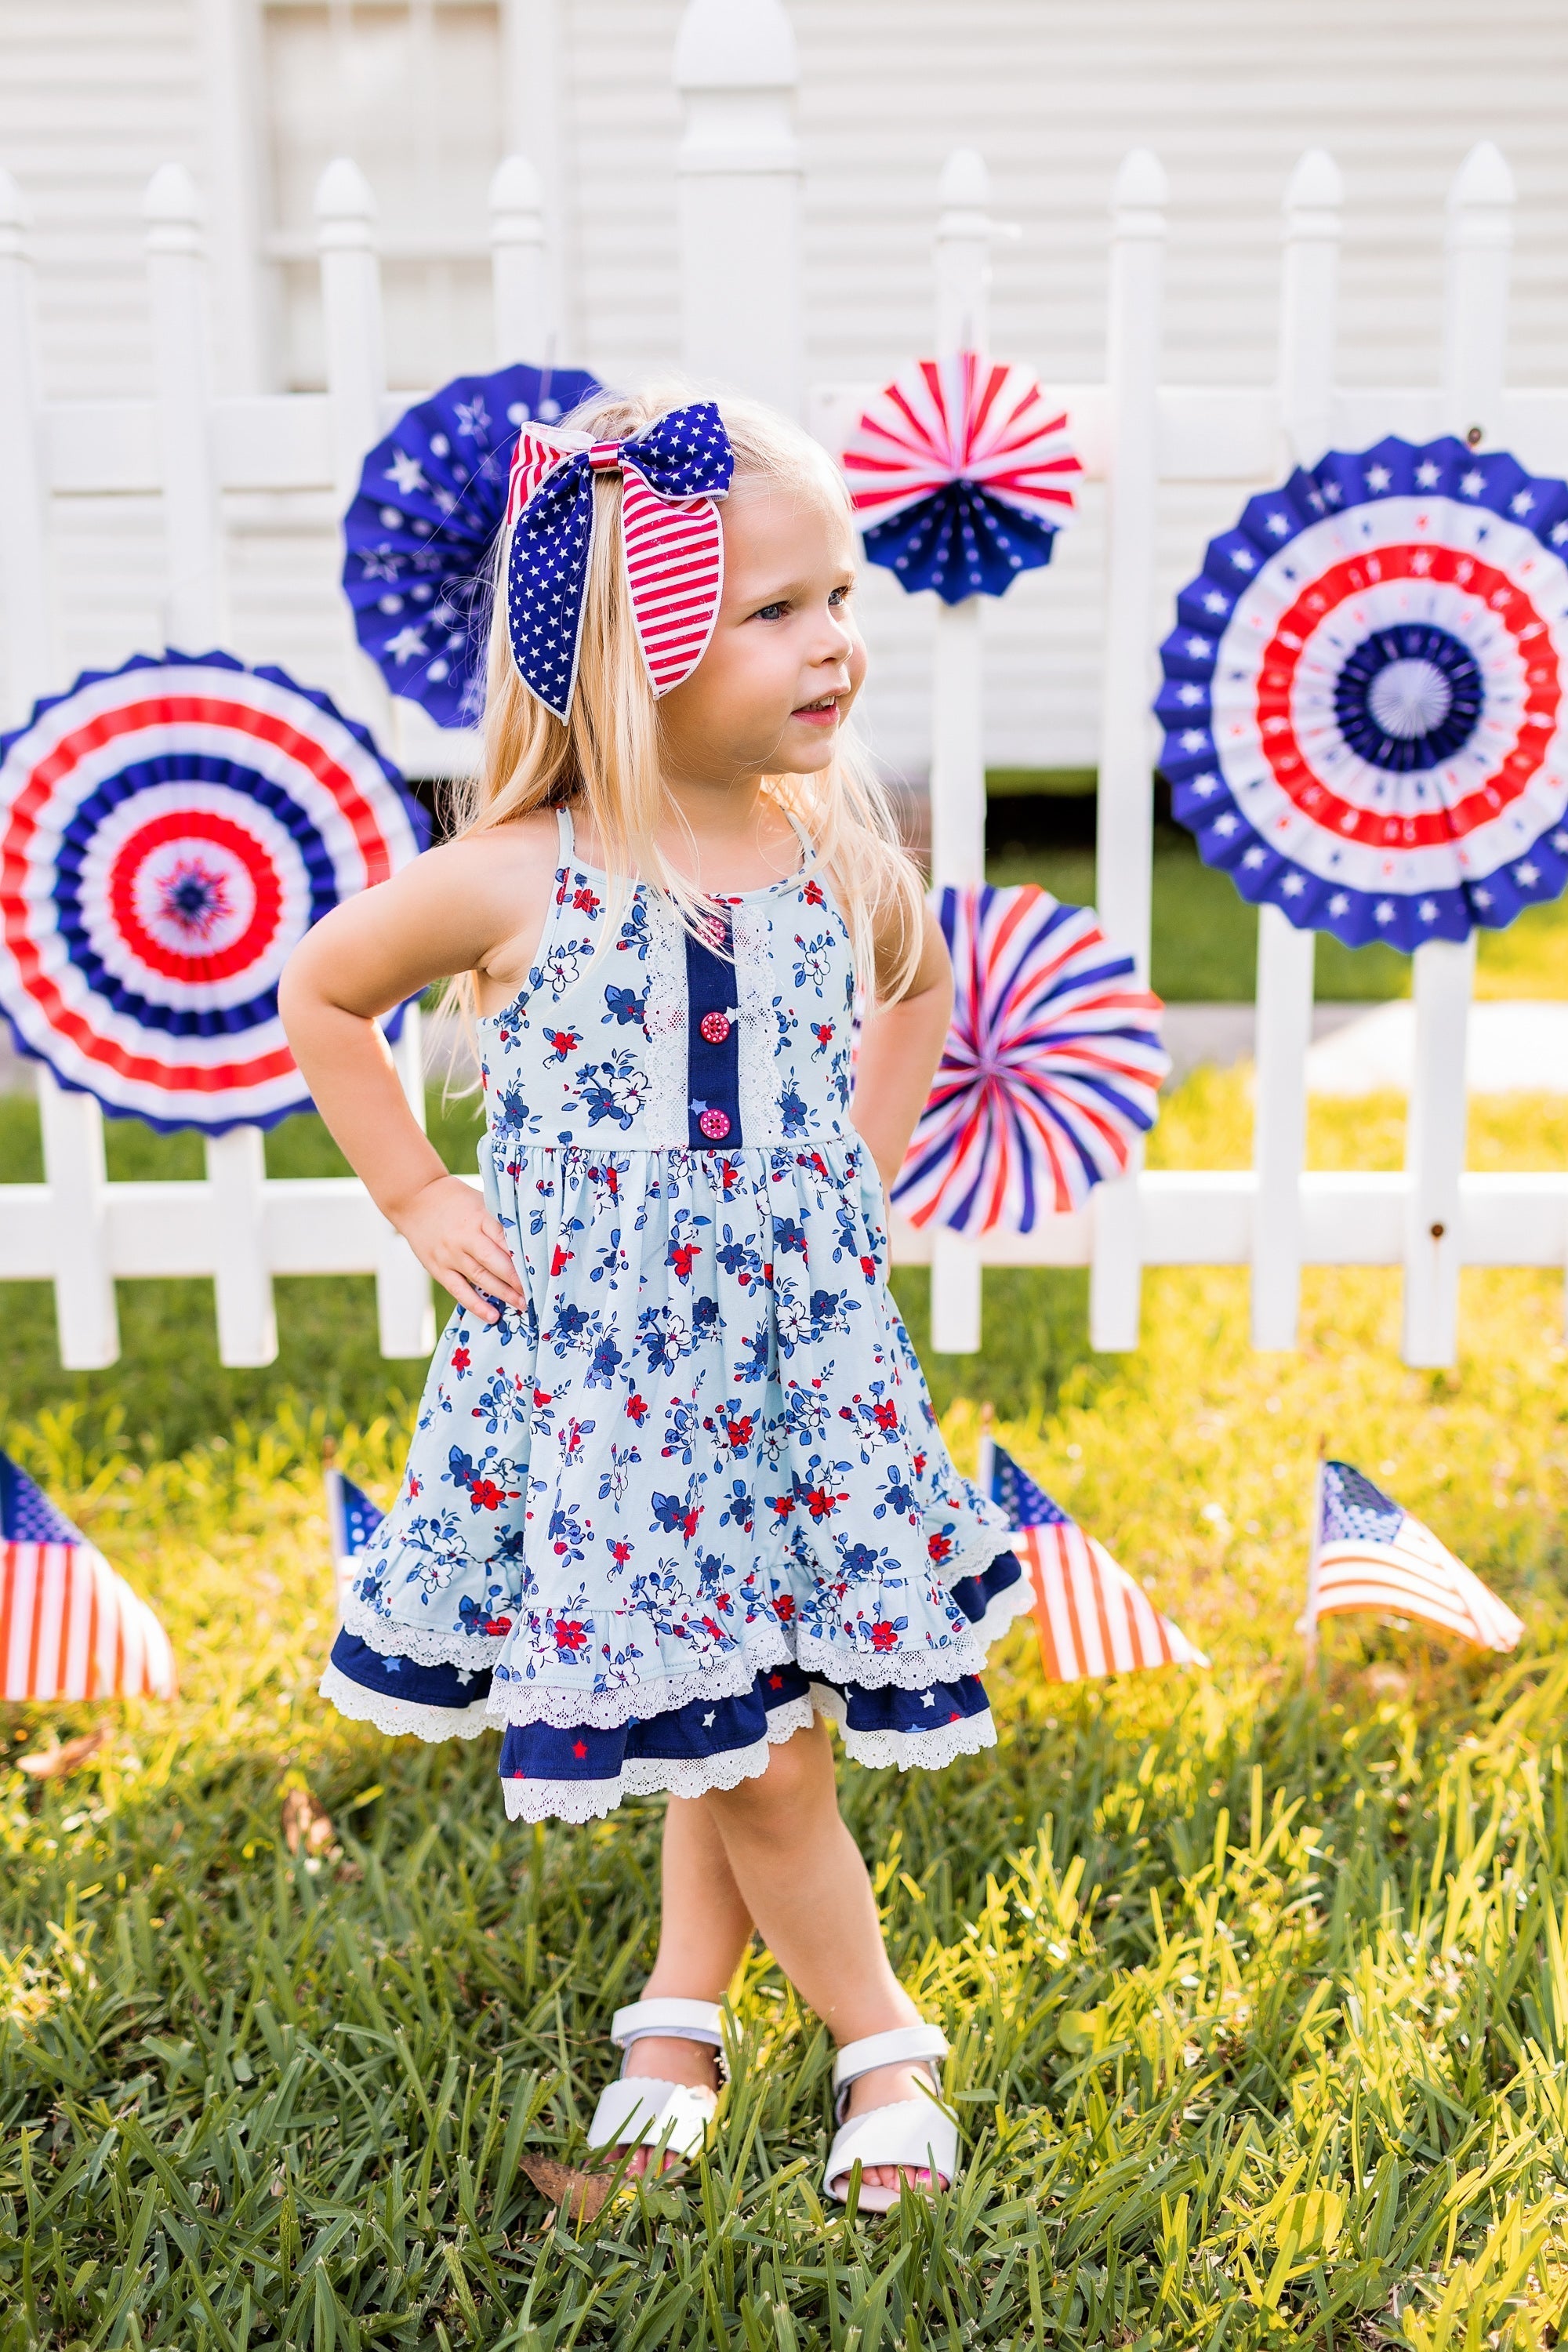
0, 650, 427, 1133
841, 352, 1080, 602
1157, 433, 1568, 950
892, 884, 1169, 1234
343, 360, 601, 729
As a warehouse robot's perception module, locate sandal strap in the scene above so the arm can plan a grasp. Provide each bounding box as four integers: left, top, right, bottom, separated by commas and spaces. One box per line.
824, 2099, 959, 2205
831, 2022, 948, 2114
586, 2076, 717, 2157
611, 1997, 724, 2052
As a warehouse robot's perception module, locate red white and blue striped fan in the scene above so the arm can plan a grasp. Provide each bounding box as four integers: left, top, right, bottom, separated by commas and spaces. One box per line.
0, 649, 427, 1134
2, 1449, 176, 1702
344, 361, 601, 729
1159, 434, 1568, 952
892, 884, 1169, 1234
841, 353, 1080, 601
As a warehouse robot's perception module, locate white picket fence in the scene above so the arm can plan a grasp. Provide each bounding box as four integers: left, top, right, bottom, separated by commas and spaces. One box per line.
1, 0, 1566, 1376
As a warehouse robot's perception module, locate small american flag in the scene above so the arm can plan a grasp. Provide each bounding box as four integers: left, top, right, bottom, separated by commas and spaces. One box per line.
325, 1461, 383, 1613
1305, 1461, 1523, 1657
0, 1450, 176, 1702
984, 1436, 1207, 1682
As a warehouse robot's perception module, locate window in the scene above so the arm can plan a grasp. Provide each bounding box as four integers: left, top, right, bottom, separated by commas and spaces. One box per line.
259, 0, 506, 390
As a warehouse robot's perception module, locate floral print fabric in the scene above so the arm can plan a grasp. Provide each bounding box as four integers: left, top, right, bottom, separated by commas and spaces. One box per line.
324, 809, 1029, 1816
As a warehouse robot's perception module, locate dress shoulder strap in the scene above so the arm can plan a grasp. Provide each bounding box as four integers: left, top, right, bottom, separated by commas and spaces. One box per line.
555, 804, 575, 866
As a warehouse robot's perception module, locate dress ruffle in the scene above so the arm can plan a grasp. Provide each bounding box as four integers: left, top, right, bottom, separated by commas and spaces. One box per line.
322, 1550, 1030, 1820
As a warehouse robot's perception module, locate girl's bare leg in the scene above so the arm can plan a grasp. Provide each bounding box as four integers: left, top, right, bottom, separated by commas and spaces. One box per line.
702, 1719, 935, 2195
618, 1791, 754, 2175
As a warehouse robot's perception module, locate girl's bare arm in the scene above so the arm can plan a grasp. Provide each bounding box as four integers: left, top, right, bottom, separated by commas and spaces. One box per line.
850, 902, 953, 1195
278, 819, 556, 1324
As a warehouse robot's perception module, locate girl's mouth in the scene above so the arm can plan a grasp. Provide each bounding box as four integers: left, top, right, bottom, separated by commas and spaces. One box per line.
792, 695, 841, 728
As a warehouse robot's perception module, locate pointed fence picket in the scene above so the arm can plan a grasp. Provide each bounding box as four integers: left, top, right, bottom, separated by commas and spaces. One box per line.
0, 0, 1564, 1372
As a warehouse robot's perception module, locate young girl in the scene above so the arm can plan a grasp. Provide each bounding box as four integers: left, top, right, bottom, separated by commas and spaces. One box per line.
281, 386, 1031, 2208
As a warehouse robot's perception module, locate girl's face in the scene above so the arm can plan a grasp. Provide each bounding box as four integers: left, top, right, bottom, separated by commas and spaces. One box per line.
657, 480, 868, 786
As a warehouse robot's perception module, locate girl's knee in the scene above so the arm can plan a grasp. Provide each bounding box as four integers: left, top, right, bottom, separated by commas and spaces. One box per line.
710, 1718, 833, 1825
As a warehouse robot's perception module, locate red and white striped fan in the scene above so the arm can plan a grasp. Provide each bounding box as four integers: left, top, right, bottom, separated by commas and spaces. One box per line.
842, 354, 1080, 600
892, 884, 1169, 1234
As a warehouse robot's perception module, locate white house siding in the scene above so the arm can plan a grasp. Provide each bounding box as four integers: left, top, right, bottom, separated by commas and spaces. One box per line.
5, 0, 1568, 774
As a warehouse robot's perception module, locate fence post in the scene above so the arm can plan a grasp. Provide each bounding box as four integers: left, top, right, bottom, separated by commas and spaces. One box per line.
0, 173, 121, 1367
1089, 148, 1167, 1353
673, 0, 803, 413
314, 157, 434, 1362
926, 147, 993, 1355
315, 158, 398, 739
1251, 149, 1340, 1350
145, 164, 278, 1367
1403, 143, 1512, 1367
143, 165, 226, 652
0, 171, 54, 728
491, 152, 550, 366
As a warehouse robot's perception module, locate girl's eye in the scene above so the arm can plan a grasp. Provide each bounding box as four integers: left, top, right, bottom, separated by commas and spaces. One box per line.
829, 584, 853, 607
752, 601, 789, 622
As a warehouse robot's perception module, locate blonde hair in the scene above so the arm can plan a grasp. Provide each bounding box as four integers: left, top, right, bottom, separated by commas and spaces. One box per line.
445, 380, 926, 1012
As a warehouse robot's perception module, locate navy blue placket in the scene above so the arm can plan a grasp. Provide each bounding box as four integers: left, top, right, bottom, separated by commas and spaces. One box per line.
685, 908, 742, 1149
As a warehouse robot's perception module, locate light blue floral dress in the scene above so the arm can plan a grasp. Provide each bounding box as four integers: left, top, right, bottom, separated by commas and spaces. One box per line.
322, 807, 1029, 1820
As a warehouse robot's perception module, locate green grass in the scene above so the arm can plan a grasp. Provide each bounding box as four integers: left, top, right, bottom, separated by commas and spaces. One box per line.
4, 1076, 1568, 2345
986, 830, 1568, 1004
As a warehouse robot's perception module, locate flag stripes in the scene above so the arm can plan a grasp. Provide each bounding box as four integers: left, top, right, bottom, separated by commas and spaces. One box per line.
621, 471, 724, 691
1304, 1459, 1523, 1658
1, 1540, 176, 1702
1019, 1523, 1209, 1682
1314, 1537, 1523, 1651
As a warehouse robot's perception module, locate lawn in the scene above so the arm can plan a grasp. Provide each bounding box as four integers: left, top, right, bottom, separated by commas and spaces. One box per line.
985, 823, 1568, 1003
3, 1073, 1568, 2347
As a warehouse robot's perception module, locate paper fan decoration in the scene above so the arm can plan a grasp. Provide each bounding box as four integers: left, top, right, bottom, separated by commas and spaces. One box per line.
343, 361, 601, 728
0, 649, 428, 1133
2, 1449, 176, 1702
1158, 434, 1568, 950
892, 884, 1169, 1234
842, 352, 1080, 601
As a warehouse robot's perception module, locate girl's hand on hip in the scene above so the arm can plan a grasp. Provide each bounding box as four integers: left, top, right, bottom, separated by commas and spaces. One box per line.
394, 1174, 527, 1323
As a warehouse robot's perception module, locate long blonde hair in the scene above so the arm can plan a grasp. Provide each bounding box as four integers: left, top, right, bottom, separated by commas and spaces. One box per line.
445, 380, 926, 1009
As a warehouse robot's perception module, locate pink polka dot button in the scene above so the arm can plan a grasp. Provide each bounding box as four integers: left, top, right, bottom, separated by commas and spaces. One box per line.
699, 1009, 731, 1044
698, 1106, 731, 1141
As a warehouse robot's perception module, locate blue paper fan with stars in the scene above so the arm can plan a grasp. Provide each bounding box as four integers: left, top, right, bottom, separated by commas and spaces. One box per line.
1157, 434, 1568, 951
343, 361, 601, 731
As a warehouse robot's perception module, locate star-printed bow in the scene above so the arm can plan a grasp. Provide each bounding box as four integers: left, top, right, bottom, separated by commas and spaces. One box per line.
504, 402, 734, 720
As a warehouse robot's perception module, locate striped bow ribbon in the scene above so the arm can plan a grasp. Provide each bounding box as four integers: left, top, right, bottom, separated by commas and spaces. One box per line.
504, 401, 735, 720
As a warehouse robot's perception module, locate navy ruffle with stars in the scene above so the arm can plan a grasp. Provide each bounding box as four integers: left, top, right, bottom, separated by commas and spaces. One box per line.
323, 1550, 1028, 1820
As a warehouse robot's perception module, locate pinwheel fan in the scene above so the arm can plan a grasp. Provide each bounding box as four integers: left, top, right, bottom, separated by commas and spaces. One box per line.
842, 352, 1080, 601
893, 884, 1169, 1235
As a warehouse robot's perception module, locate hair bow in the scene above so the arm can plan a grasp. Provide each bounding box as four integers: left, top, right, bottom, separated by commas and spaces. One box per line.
503, 401, 735, 720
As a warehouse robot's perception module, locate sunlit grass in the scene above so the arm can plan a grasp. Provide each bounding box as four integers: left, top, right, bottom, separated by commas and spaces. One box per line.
3, 1068, 1568, 2342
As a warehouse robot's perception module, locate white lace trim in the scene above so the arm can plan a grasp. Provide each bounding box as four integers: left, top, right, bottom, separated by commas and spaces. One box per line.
319, 1661, 492, 1744
938, 1519, 1024, 1589
340, 1589, 503, 1673
839, 1704, 998, 1775
731, 898, 777, 1145
641, 895, 688, 1149
793, 1610, 1010, 1692
952, 1560, 1039, 1657
484, 1623, 795, 1730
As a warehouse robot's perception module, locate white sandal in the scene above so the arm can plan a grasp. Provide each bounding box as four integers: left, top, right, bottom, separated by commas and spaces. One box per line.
585, 1998, 723, 2169
823, 2023, 959, 2212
